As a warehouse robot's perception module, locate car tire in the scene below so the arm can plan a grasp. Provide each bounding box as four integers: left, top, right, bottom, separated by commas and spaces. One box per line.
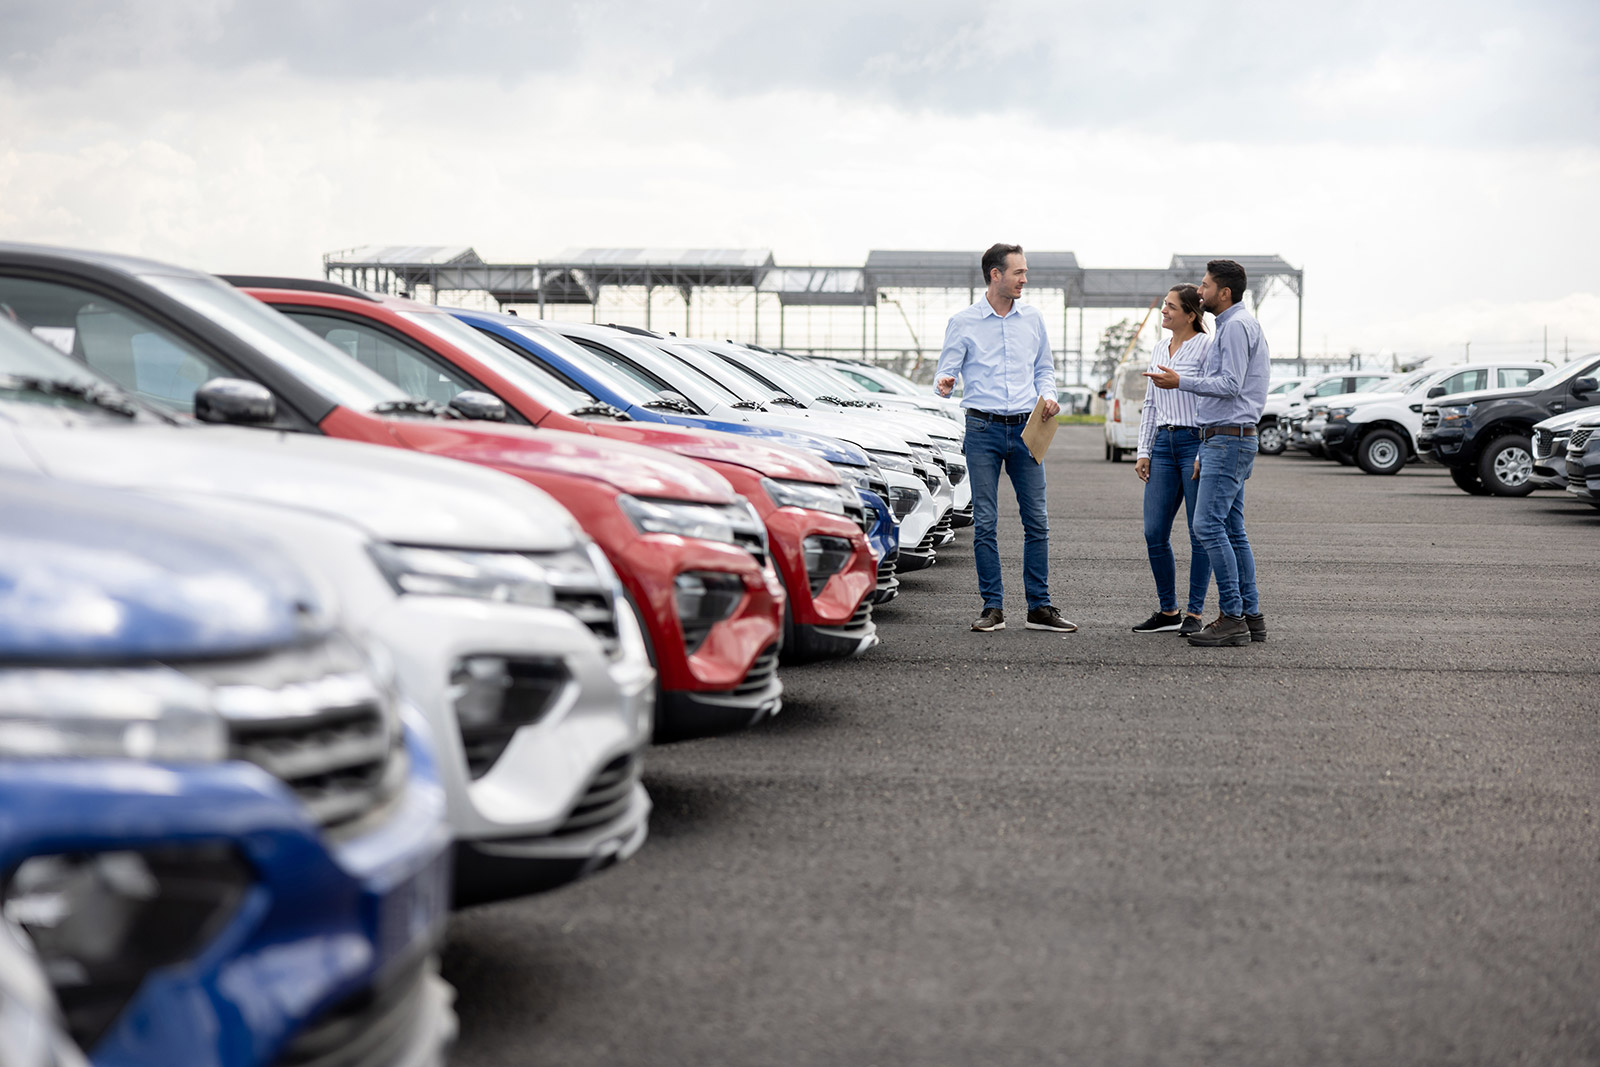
1450, 465, 1491, 495
1110, 445, 1123, 463
1356, 429, 1407, 475
1478, 434, 1535, 496
1104, 441, 1111, 461
1257, 421, 1285, 455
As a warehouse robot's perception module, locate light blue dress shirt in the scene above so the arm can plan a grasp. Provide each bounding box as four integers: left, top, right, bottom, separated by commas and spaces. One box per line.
936, 298, 1056, 416
1176, 304, 1271, 426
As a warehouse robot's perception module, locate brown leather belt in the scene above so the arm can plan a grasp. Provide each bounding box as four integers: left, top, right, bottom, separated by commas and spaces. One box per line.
1200, 425, 1258, 439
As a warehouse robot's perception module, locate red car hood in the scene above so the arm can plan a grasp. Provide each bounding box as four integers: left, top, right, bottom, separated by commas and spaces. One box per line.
382, 418, 737, 503
591, 422, 840, 485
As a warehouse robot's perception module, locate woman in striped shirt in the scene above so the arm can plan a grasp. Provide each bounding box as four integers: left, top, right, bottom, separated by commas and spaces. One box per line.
1131, 284, 1213, 634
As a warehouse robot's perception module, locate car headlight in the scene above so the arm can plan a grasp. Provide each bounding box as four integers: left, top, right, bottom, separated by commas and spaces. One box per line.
616, 495, 738, 544
0, 669, 225, 762
1327, 407, 1354, 420
4, 845, 252, 1050
370, 542, 609, 606
867, 450, 916, 474
762, 477, 849, 516
1437, 404, 1476, 421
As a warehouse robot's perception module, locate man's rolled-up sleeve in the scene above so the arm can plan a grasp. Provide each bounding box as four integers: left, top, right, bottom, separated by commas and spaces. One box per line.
1177, 320, 1246, 399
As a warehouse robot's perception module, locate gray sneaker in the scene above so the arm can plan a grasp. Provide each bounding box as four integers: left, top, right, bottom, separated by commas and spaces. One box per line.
1187, 614, 1251, 647
1025, 605, 1078, 632
1245, 612, 1268, 643
1178, 614, 1204, 636
972, 608, 1005, 632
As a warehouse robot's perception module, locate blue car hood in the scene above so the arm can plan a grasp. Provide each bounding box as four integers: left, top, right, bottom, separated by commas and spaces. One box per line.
0, 471, 325, 662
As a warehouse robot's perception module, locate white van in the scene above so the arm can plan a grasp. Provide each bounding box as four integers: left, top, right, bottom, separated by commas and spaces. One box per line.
1102, 361, 1149, 462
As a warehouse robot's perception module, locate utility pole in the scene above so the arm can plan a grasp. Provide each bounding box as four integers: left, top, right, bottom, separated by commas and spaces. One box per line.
1464, 341, 1471, 361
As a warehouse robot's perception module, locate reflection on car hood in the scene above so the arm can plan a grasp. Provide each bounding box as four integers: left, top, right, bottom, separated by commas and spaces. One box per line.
0, 412, 580, 552
384, 420, 737, 503
0, 470, 325, 661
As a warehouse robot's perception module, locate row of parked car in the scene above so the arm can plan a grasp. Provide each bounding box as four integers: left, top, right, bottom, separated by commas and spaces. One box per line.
0, 241, 970, 1067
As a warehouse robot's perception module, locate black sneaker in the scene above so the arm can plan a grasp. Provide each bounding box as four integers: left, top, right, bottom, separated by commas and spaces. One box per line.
972, 608, 1005, 632
1245, 612, 1267, 643
1131, 610, 1182, 634
1186, 614, 1251, 647
1025, 605, 1077, 632
1178, 615, 1204, 636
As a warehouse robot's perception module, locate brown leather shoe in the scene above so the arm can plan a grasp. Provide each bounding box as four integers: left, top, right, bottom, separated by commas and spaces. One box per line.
972, 608, 1005, 632
1186, 614, 1251, 647
1245, 612, 1267, 643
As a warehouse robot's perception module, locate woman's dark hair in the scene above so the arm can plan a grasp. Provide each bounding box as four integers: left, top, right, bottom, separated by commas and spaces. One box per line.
1170, 283, 1207, 333
982, 243, 1023, 284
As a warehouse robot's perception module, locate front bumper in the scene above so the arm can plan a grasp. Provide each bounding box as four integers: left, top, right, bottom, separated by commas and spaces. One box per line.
656, 643, 782, 740
760, 503, 877, 663
1321, 422, 1355, 460
886, 470, 938, 571
1564, 456, 1600, 503
0, 723, 455, 1067
1416, 426, 1467, 465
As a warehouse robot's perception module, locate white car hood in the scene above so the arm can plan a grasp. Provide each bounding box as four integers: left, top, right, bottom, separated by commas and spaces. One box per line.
0, 418, 580, 552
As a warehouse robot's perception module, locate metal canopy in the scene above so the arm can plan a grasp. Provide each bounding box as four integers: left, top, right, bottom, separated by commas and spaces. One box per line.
759, 267, 871, 306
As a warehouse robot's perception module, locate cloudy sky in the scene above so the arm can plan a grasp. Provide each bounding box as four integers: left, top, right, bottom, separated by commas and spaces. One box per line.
2, 0, 1597, 360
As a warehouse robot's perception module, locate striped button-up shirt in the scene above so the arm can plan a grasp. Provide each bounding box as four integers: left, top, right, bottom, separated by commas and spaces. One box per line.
1137, 332, 1210, 458
935, 298, 1056, 416
1177, 303, 1271, 426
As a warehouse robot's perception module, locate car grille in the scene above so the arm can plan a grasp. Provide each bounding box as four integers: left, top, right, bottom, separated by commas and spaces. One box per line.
550, 751, 642, 837
1571, 428, 1594, 452
915, 464, 940, 494
866, 473, 890, 499
914, 528, 939, 553
553, 587, 619, 658
930, 512, 954, 540
844, 496, 871, 534
1534, 428, 1554, 458
273, 956, 449, 1067
731, 644, 779, 699
845, 597, 872, 631
876, 551, 898, 591
1420, 410, 1440, 431
456, 657, 570, 780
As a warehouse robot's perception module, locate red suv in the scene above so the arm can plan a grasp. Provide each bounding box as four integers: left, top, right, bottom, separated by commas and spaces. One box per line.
236, 279, 878, 664
0, 245, 782, 740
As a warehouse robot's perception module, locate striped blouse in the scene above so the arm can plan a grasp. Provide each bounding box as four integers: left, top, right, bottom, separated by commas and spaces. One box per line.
1136, 332, 1211, 458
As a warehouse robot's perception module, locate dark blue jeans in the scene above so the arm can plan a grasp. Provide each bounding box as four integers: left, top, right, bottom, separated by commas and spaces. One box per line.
1143, 426, 1210, 616
1193, 432, 1260, 618
964, 413, 1050, 611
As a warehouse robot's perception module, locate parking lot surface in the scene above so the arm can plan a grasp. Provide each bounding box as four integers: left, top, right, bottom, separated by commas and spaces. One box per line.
444, 427, 1600, 1066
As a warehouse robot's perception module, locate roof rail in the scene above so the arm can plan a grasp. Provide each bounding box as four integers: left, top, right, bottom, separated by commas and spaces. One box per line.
603, 322, 664, 338
220, 275, 379, 301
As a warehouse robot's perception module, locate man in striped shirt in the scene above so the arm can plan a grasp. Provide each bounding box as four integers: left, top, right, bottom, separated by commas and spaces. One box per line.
936, 243, 1075, 635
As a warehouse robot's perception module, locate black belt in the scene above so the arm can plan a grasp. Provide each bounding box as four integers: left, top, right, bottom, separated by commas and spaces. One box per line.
1159, 424, 1199, 433
966, 409, 1030, 425
1200, 425, 1258, 439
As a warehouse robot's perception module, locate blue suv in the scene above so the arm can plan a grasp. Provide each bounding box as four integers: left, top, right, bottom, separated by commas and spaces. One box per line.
0, 472, 456, 1066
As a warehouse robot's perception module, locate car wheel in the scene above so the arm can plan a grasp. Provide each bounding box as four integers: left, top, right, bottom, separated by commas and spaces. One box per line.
1110, 445, 1123, 463
1478, 434, 1535, 497
1449, 465, 1491, 495
1356, 429, 1407, 475
1257, 421, 1285, 455
1104, 441, 1111, 461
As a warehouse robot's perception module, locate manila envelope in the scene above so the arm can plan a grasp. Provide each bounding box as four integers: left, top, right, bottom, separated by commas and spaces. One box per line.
1020, 396, 1058, 464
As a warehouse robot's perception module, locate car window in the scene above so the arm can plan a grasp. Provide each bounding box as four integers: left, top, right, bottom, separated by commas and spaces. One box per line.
572, 339, 679, 393
1499, 367, 1539, 389
837, 368, 886, 392
1312, 379, 1347, 396
283, 311, 473, 406
1268, 379, 1302, 395
1352, 376, 1390, 392
0, 274, 229, 413
1439, 369, 1487, 394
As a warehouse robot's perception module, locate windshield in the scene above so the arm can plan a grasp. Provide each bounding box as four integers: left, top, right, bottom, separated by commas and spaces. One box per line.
1268, 379, 1304, 395
725, 352, 825, 402
1525, 353, 1600, 391
1387, 369, 1434, 393
668, 344, 789, 403
1355, 376, 1395, 392
144, 274, 409, 409
400, 311, 595, 413
0, 315, 105, 384
506, 324, 655, 404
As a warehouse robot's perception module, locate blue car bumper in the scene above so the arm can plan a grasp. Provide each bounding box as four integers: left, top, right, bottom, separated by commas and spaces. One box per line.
0, 720, 454, 1067
857, 488, 900, 604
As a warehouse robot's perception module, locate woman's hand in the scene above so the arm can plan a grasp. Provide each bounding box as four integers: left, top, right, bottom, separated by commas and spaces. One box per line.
1134, 456, 1150, 482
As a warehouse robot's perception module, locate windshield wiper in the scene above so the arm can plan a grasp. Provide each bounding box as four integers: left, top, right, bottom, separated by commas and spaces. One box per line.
817, 394, 868, 408
372, 397, 447, 418
767, 396, 807, 408
570, 402, 631, 421
731, 400, 768, 411
644, 398, 697, 414
0, 374, 138, 418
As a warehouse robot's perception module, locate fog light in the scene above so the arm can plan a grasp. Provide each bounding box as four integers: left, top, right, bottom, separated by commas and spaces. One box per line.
449, 656, 568, 779
801, 535, 854, 596
888, 486, 919, 520
4, 845, 250, 1050
674, 572, 745, 654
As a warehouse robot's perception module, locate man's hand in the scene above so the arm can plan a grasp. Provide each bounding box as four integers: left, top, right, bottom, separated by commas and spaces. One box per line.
1144, 365, 1180, 389
936, 376, 956, 397
1134, 456, 1150, 482
1039, 397, 1060, 417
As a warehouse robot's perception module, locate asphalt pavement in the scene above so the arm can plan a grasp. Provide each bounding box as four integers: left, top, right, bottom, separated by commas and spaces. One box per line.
443, 427, 1600, 1066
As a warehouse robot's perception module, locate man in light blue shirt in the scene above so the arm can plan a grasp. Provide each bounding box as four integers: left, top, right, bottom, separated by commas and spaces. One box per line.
1145, 258, 1271, 647
936, 243, 1074, 634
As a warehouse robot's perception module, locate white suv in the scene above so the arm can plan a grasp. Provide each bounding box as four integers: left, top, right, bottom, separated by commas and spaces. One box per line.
1263, 372, 1392, 455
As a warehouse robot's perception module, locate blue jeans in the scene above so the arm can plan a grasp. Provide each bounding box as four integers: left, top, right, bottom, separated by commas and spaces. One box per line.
964, 413, 1050, 611
1192, 432, 1260, 618
1143, 427, 1210, 616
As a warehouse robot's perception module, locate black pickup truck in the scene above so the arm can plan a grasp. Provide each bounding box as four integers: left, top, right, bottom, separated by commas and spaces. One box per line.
1417, 353, 1600, 496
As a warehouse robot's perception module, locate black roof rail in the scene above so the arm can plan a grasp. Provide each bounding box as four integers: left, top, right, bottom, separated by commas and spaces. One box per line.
603, 322, 664, 338
219, 275, 380, 301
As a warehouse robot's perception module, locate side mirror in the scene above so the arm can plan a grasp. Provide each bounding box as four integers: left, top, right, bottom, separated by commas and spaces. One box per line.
194, 378, 275, 425
1426, 385, 1447, 398
1572, 377, 1597, 396
448, 390, 508, 422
